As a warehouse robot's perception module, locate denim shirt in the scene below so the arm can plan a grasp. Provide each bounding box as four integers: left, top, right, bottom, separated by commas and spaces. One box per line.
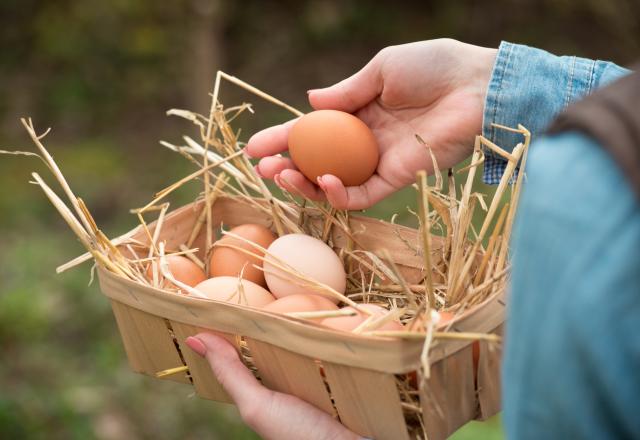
482, 41, 629, 184
481, 42, 636, 439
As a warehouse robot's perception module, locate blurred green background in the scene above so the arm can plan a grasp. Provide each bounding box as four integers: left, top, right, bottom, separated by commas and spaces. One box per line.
1, 1, 637, 439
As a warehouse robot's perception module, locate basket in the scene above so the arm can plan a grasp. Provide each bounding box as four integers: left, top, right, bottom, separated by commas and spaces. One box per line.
8, 75, 524, 439
98, 195, 505, 440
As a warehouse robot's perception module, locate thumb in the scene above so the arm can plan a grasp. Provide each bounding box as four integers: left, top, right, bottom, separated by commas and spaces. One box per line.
186, 332, 269, 410
308, 53, 383, 113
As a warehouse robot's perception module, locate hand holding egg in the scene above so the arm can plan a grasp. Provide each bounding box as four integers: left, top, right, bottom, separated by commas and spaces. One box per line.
247, 109, 388, 210
246, 40, 496, 210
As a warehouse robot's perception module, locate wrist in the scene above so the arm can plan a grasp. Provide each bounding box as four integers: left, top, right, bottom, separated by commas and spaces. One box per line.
476, 47, 499, 96
452, 41, 498, 138
473, 46, 499, 133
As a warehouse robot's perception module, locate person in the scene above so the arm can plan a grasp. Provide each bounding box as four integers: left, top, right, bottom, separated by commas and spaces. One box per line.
184, 39, 637, 439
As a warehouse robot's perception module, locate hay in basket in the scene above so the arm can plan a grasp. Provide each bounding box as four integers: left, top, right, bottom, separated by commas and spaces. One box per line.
4, 71, 530, 440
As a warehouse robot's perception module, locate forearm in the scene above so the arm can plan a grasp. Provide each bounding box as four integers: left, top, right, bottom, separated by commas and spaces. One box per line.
481, 41, 630, 184
504, 132, 640, 438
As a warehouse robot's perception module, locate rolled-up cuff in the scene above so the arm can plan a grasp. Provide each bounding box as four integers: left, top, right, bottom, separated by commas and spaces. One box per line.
481, 41, 599, 184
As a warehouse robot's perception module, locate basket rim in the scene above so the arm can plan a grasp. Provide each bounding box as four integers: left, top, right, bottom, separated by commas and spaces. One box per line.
98, 265, 504, 373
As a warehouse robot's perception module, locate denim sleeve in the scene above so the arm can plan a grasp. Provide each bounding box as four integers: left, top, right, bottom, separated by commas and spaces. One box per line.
503, 132, 640, 439
482, 41, 630, 184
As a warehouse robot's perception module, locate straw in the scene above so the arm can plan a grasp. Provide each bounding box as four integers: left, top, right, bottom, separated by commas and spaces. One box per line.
8, 74, 526, 437
286, 309, 357, 319
416, 170, 435, 310
155, 365, 189, 378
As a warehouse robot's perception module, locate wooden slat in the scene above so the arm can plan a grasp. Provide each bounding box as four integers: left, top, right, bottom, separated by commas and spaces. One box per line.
170, 321, 234, 403
109, 300, 189, 383
98, 268, 426, 374
323, 363, 409, 440
421, 343, 476, 440
476, 324, 504, 420
428, 290, 506, 364
245, 338, 334, 415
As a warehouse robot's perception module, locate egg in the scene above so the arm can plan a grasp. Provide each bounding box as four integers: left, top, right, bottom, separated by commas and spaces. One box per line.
436, 311, 455, 328
209, 224, 277, 287
263, 234, 346, 303
288, 110, 379, 186
320, 304, 403, 332
262, 294, 339, 322
194, 276, 275, 307
147, 255, 207, 289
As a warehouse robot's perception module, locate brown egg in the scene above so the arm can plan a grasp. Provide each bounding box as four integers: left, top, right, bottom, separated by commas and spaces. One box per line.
147, 255, 207, 289
320, 304, 403, 332
436, 311, 455, 328
194, 276, 275, 307
209, 224, 277, 287
262, 294, 338, 322
288, 110, 379, 186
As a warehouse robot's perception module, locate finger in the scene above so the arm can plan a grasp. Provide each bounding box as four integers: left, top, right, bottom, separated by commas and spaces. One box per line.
276, 169, 326, 201
188, 334, 358, 440
190, 332, 269, 409
256, 156, 297, 179
245, 118, 298, 158
308, 54, 383, 113
317, 174, 396, 210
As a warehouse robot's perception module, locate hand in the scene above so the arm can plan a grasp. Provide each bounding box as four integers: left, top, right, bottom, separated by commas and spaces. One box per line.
186, 333, 361, 440
245, 38, 497, 210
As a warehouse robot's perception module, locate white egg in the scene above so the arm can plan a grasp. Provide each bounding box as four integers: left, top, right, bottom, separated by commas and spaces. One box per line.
263, 234, 346, 303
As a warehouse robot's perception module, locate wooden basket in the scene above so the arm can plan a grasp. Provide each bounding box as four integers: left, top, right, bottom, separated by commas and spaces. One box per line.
97, 196, 505, 440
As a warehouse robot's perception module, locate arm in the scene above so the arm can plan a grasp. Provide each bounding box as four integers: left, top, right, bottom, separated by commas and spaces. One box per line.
246, 38, 497, 209
185, 333, 362, 440
504, 131, 640, 438
247, 39, 630, 207
482, 41, 630, 184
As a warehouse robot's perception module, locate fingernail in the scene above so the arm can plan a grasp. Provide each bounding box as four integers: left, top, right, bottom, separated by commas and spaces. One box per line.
274, 173, 283, 188
186, 336, 207, 357
316, 176, 326, 191
254, 164, 263, 178
306, 89, 315, 95
242, 146, 254, 158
